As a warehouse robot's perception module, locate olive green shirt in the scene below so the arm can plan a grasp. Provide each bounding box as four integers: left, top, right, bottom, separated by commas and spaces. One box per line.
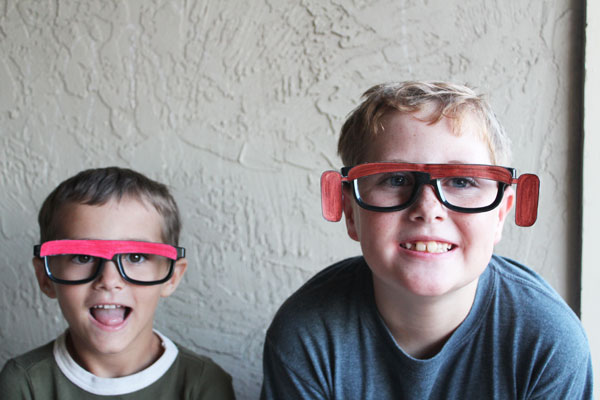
0, 331, 234, 399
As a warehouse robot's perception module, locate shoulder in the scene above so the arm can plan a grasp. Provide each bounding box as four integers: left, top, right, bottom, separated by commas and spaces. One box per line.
264, 256, 373, 365
267, 256, 369, 335
0, 341, 56, 398
261, 257, 373, 399
486, 255, 591, 392
171, 344, 235, 398
1, 340, 55, 374
175, 345, 232, 381
489, 255, 585, 334
281, 256, 368, 308
293, 256, 367, 295
488, 255, 582, 326
489, 255, 559, 294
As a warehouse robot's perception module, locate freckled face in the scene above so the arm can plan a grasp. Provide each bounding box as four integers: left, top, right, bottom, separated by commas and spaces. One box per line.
343, 109, 514, 299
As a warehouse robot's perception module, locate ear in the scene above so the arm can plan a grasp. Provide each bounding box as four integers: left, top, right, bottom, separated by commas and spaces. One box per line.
342, 185, 360, 242
33, 257, 57, 299
160, 257, 187, 298
494, 186, 515, 244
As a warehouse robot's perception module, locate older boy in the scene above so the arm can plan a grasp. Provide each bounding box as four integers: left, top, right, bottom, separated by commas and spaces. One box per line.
0, 167, 234, 399
261, 81, 593, 399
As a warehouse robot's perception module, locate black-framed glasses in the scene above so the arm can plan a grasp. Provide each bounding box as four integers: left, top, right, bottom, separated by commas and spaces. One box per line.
341, 163, 515, 214
320, 162, 540, 226
34, 240, 185, 286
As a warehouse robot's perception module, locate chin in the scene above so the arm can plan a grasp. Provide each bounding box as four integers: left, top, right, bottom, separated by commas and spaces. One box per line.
386, 267, 476, 299
399, 278, 456, 298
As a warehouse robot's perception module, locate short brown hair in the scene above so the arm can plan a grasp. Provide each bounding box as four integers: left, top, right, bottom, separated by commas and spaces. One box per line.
337, 81, 511, 166
38, 167, 181, 245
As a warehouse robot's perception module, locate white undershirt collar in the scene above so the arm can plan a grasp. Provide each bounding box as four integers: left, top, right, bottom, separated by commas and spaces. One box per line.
53, 329, 178, 395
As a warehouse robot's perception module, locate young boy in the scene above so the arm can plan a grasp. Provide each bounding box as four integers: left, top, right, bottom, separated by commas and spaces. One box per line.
0, 167, 235, 399
261, 81, 593, 399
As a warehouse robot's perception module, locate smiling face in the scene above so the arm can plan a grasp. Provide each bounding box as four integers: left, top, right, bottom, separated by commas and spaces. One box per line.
343, 106, 514, 301
33, 197, 186, 376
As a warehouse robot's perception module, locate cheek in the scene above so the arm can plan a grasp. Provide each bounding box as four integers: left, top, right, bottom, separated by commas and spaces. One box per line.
54, 287, 87, 320
458, 213, 499, 253
355, 211, 386, 238
136, 287, 163, 309
55, 287, 80, 304
356, 212, 401, 251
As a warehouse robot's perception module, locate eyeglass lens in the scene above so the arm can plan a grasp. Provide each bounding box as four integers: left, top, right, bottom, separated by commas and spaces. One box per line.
355, 171, 500, 209
45, 253, 172, 283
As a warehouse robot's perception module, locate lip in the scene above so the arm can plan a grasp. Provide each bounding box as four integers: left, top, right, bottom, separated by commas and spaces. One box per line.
88, 302, 132, 331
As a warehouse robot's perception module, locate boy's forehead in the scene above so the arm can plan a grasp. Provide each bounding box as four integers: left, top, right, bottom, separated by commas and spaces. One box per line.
380, 105, 482, 134
363, 108, 495, 164
51, 197, 165, 242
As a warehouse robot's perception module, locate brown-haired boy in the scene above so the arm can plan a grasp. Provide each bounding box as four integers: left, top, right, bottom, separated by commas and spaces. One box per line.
261, 81, 593, 399
0, 167, 235, 399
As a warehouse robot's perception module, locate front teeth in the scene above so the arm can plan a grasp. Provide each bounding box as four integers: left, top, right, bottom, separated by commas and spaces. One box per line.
92, 304, 123, 309
403, 241, 452, 253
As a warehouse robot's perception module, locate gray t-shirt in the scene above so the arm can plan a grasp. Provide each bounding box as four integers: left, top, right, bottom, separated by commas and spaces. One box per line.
261, 255, 593, 399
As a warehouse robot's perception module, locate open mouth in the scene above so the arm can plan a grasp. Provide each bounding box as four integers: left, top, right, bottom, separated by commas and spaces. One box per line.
400, 241, 454, 254
90, 304, 132, 326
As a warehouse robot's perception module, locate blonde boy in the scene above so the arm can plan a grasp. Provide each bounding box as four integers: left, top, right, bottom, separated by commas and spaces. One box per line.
261, 82, 593, 399
0, 167, 234, 399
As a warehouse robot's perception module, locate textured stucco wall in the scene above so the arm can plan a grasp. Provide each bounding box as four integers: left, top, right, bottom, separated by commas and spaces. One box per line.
582, 0, 600, 394
0, 1, 585, 398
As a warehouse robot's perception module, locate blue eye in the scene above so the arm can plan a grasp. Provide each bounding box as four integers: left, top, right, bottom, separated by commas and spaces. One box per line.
447, 177, 478, 188
388, 176, 406, 186
379, 173, 412, 187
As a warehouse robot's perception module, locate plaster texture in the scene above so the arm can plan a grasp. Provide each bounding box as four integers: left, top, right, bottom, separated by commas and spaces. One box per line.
583, 0, 600, 394
0, 0, 585, 398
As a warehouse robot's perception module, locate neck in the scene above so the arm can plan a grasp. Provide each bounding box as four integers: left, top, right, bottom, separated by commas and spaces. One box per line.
66, 329, 163, 378
372, 277, 479, 359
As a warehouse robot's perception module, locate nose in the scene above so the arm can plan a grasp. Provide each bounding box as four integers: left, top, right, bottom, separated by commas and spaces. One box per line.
406, 183, 447, 223
92, 259, 125, 290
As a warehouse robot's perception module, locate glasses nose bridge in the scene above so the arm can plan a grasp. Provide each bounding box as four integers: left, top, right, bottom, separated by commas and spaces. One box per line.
413, 172, 445, 204
94, 255, 125, 280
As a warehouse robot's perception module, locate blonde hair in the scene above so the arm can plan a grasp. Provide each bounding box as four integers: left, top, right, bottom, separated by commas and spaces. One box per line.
337, 81, 511, 166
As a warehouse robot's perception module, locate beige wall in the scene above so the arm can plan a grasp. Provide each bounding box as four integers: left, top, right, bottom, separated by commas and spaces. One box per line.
0, 1, 586, 398
583, 0, 599, 397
